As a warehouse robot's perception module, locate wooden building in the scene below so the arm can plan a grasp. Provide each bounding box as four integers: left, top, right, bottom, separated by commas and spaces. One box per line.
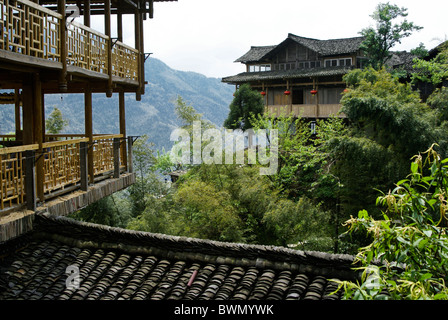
0, 0, 176, 241
222, 33, 367, 119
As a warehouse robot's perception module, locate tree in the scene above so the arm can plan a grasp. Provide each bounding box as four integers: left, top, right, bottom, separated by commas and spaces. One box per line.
45, 107, 68, 134
360, 2, 422, 69
412, 41, 448, 86
223, 83, 264, 131
337, 146, 448, 300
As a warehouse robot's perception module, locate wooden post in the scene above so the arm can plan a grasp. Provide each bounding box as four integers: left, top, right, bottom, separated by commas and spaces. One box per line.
113, 137, 120, 179
14, 88, 22, 141
105, 0, 113, 97
22, 81, 33, 146
83, 0, 90, 27
117, 9, 123, 42
139, 6, 146, 96
127, 136, 133, 174
84, 84, 94, 184
119, 90, 127, 170
134, 8, 142, 101
80, 141, 88, 191
25, 150, 36, 211
58, 0, 67, 92
32, 74, 44, 202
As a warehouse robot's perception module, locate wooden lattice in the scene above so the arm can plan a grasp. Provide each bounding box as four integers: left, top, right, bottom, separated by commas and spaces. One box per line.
1, 151, 24, 210
42, 140, 84, 194
0, 0, 61, 60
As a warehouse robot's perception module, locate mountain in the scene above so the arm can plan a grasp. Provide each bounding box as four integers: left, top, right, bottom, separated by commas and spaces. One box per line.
0, 58, 235, 151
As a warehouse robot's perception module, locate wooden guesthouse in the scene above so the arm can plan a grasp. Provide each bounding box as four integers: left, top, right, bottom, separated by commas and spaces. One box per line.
222, 33, 367, 119
0, 0, 176, 241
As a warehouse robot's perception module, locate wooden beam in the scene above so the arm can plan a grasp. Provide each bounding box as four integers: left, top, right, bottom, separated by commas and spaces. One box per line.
105, 0, 113, 97
14, 89, 22, 141
119, 90, 127, 170
33, 74, 44, 201
58, 0, 68, 92
84, 84, 94, 184
134, 8, 142, 101
84, 0, 91, 27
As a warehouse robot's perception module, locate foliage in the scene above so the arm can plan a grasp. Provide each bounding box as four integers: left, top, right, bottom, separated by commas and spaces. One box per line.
341, 67, 441, 159
223, 83, 264, 131
337, 146, 448, 300
412, 41, 448, 86
360, 2, 422, 69
45, 107, 68, 134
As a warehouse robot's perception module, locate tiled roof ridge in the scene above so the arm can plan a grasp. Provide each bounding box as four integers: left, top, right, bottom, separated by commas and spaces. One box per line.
32, 214, 359, 280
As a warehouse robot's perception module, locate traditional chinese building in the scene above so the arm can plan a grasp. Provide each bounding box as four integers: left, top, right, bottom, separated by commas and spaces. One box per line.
0, 0, 176, 241
222, 33, 367, 119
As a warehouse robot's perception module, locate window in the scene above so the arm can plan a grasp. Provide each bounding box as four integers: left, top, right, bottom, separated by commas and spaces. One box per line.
249, 64, 271, 72
324, 58, 352, 68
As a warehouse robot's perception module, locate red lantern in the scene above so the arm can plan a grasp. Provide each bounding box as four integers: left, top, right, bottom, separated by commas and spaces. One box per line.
260, 91, 266, 96
310, 89, 318, 96
284, 90, 291, 96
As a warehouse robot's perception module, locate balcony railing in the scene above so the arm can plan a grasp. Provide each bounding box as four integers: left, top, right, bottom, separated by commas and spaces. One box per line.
0, 134, 132, 212
0, 0, 139, 83
266, 104, 345, 118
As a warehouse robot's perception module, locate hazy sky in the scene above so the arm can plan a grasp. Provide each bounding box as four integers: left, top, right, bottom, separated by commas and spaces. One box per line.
119, 0, 448, 79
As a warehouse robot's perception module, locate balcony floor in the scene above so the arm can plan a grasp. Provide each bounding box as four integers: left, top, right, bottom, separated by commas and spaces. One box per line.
0, 172, 135, 242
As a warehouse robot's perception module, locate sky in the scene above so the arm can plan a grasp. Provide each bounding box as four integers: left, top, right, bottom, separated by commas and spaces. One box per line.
117, 0, 448, 79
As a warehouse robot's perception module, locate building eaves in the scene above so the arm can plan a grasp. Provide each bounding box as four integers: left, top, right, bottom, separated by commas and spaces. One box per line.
287, 33, 365, 57
222, 66, 353, 84
0, 214, 358, 300
234, 46, 277, 63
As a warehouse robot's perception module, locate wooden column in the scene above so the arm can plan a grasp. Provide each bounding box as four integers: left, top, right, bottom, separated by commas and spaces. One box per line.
22, 80, 33, 145
119, 90, 127, 170
80, 141, 88, 191
33, 74, 44, 202
117, 8, 123, 42
134, 8, 142, 101
25, 150, 36, 211
58, 0, 67, 92
105, 0, 113, 97
84, 85, 94, 184
83, 0, 90, 27
139, 7, 146, 96
14, 88, 22, 141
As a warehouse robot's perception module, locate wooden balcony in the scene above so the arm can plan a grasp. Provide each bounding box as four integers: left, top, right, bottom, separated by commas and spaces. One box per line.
0, 0, 141, 92
266, 104, 345, 118
0, 134, 135, 214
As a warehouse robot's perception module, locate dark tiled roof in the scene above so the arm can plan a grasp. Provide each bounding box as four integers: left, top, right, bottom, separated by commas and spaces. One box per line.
388, 51, 417, 73
222, 66, 353, 84
235, 46, 277, 63
0, 214, 358, 300
234, 34, 365, 64
287, 34, 364, 57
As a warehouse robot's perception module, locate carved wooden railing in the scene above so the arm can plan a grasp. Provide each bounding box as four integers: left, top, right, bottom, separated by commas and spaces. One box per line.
0, 135, 132, 212
266, 104, 345, 118
0, 0, 61, 60
66, 21, 108, 74
42, 138, 88, 194
0, 144, 37, 210
111, 42, 139, 81
0, 0, 139, 82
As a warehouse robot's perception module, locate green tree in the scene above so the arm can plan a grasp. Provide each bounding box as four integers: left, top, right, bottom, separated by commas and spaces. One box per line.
224, 83, 264, 130
337, 146, 448, 300
360, 2, 422, 69
45, 107, 68, 134
412, 41, 448, 86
